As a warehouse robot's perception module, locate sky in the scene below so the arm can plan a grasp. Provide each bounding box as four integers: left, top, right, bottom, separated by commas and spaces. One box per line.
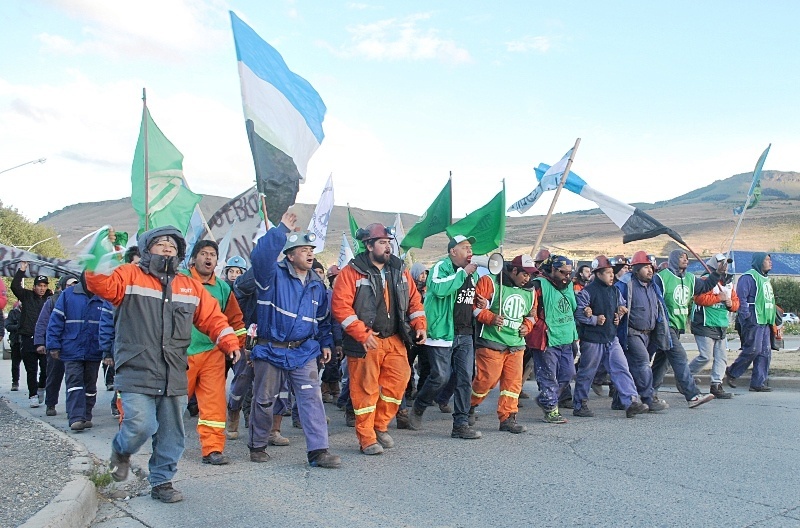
1, 0, 799, 224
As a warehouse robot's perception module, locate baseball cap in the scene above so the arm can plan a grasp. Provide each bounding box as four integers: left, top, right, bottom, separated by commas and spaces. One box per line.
34, 275, 49, 285
714, 253, 734, 264
447, 235, 476, 251
511, 254, 537, 274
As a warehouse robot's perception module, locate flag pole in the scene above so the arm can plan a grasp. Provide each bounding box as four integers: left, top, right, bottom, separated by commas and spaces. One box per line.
530, 138, 581, 256
142, 88, 150, 231
449, 171, 453, 225
726, 144, 771, 272
499, 179, 505, 317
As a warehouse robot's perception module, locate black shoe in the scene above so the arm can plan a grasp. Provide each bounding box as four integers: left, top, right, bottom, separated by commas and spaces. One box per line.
395, 409, 411, 429
151, 482, 183, 503
611, 401, 626, 411
749, 385, 773, 392
724, 371, 737, 388
451, 424, 482, 439
187, 403, 199, 417
46, 406, 56, 416
710, 383, 733, 399
499, 413, 527, 433
202, 451, 230, 465
111, 406, 121, 417
572, 401, 594, 417
109, 450, 130, 482
438, 402, 453, 414
625, 401, 649, 418
559, 398, 574, 410
309, 450, 341, 468
11, 383, 19, 391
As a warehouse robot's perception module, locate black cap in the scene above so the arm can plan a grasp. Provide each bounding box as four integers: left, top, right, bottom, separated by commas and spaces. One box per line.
34, 275, 49, 285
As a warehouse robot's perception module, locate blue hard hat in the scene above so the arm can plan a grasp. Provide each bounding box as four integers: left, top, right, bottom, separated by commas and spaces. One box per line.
225, 256, 247, 270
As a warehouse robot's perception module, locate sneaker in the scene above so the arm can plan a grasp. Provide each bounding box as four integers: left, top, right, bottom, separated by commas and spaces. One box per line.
648, 398, 669, 412
591, 383, 604, 397
688, 393, 715, 408
249, 449, 270, 463
70, 421, 85, 431
109, 450, 130, 482
111, 406, 121, 417
345, 409, 356, 427
407, 407, 424, 431
375, 430, 395, 449
710, 383, 733, 399
395, 409, 411, 429
29, 396, 40, 408
625, 401, 649, 418
500, 413, 528, 433
438, 402, 453, 414
150, 482, 183, 503
749, 385, 773, 392
37, 389, 44, 404
361, 443, 384, 455
226, 409, 240, 440
268, 431, 290, 446
45, 406, 56, 416
202, 451, 230, 465
11, 383, 19, 391
542, 409, 567, 424
572, 401, 594, 417
451, 423, 482, 439
309, 450, 341, 469
468, 406, 478, 427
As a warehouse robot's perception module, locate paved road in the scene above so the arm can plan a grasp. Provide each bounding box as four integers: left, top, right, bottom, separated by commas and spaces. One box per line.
2, 366, 799, 528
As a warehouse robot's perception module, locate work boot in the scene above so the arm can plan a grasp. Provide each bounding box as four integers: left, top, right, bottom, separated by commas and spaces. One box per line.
749, 385, 773, 392
724, 370, 737, 388
345, 409, 356, 427
309, 449, 341, 468
226, 409, 240, 440
451, 423, 482, 439
46, 406, 56, 416
499, 413, 527, 433
150, 482, 183, 503
292, 418, 303, 429
468, 405, 478, 426
648, 397, 669, 412
202, 451, 230, 465
109, 450, 130, 482
395, 409, 411, 429
407, 406, 424, 430
249, 449, 270, 463
70, 421, 85, 431
710, 383, 733, 399
688, 393, 715, 408
361, 443, 384, 455
572, 401, 594, 417
375, 430, 395, 449
268, 431, 290, 446
542, 408, 567, 424
611, 401, 626, 411
625, 401, 649, 418
84, 421, 93, 429
559, 398, 574, 410
321, 383, 334, 403
438, 402, 453, 414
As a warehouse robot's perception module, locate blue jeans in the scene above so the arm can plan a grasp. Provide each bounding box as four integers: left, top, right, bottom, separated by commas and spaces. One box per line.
534, 344, 576, 410
112, 392, 187, 487
574, 339, 637, 410
652, 327, 701, 401
623, 331, 655, 405
414, 335, 474, 426
728, 323, 771, 388
63, 360, 99, 425
690, 335, 728, 384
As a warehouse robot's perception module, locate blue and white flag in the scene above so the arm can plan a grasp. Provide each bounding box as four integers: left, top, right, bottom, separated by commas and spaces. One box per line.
308, 174, 335, 253
337, 232, 354, 269
538, 163, 687, 246
230, 11, 326, 226
390, 212, 406, 257
508, 148, 572, 214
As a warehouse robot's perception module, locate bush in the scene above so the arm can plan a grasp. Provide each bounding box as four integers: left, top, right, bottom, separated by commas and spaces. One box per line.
772, 277, 800, 313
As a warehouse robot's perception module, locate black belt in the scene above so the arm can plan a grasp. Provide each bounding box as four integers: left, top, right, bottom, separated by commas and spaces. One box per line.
257, 338, 308, 349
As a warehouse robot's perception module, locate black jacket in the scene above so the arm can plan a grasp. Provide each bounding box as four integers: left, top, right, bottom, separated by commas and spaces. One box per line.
10, 270, 52, 336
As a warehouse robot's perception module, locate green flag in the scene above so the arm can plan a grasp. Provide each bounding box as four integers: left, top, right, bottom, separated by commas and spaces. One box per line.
400, 179, 452, 250
348, 206, 364, 254
733, 144, 770, 216
131, 107, 202, 235
78, 226, 124, 274
446, 187, 506, 255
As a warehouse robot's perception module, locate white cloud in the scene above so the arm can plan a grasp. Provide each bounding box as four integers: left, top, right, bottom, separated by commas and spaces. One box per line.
37, 0, 228, 61
324, 14, 471, 64
506, 35, 552, 53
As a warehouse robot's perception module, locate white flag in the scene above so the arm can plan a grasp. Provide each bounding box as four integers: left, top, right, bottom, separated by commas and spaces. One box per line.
337, 232, 354, 269
508, 148, 573, 214
308, 174, 335, 253
390, 213, 406, 257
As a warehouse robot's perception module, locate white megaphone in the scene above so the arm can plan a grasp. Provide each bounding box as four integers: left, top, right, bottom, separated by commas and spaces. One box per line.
470, 253, 504, 275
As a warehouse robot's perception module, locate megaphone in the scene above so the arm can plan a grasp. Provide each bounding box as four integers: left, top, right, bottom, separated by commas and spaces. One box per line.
470, 253, 504, 275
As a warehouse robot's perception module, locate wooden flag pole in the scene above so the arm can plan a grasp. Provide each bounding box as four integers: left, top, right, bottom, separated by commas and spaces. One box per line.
530, 138, 581, 256
142, 88, 150, 231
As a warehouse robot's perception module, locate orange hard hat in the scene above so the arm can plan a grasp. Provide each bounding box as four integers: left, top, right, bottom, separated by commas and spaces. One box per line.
630, 250, 652, 266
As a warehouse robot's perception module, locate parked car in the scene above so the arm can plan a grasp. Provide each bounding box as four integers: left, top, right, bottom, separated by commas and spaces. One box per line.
781, 312, 799, 324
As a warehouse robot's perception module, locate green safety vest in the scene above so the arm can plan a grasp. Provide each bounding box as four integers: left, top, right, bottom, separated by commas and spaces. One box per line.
658, 269, 694, 331
180, 270, 230, 356
537, 278, 578, 346
694, 293, 730, 329
479, 277, 534, 349
745, 269, 776, 325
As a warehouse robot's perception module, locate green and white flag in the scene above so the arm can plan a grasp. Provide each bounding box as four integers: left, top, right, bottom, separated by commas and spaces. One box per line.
77, 226, 124, 275
347, 205, 364, 254
131, 107, 202, 235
